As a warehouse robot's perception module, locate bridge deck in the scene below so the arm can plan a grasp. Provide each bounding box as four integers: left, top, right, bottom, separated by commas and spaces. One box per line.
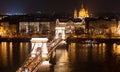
17, 38, 63, 72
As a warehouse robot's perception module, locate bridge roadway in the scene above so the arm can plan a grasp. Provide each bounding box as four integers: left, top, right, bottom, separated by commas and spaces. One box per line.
17, 38, 63, 72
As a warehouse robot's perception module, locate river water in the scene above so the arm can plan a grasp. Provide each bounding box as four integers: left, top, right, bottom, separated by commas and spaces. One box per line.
0, 42, 120, 72
0, 42, 31, 72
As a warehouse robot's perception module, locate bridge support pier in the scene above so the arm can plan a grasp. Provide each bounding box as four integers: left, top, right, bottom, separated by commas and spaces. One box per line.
41, 42, 48, 58
31, 38, 48, 59
49, 50, 56, 65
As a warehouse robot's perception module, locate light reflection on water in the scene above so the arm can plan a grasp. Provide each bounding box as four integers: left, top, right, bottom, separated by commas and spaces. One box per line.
0, 42, 31, 72
0, 42, 8, 67
54, 47, 70, 72
113, 43, 120, 54
48, 43, 120, 72
1, 42, 120, 72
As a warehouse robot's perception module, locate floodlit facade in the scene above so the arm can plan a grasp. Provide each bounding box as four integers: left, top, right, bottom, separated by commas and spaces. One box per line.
0, 15, 119, 38
0, 22, 12, 37
74, 4, 89, 18
55, 19, 84, 34
19, 22, 51, 34
89, 18, 118, 37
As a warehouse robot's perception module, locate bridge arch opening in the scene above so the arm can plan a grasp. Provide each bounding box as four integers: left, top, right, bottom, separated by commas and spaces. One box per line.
55, 27, 65, 39
31, 38, 48, 58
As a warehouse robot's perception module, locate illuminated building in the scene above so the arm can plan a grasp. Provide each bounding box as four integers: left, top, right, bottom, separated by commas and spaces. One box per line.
55, 19, 85, 35
73, 8, 78, 19
78, 4, 89, 18
74, 4, 89, 18
0, 22, 9, 37
89, 18, 117, 37
19, 21, 51, 35
0, 25, 4, 36
0, 16, 2, 20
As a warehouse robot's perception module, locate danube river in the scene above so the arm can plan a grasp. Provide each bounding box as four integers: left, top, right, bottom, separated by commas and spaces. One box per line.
0, 42, 31, 72
0, 41, 120, 72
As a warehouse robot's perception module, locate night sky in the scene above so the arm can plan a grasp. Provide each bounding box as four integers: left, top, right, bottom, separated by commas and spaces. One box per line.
0, 0, 120, 15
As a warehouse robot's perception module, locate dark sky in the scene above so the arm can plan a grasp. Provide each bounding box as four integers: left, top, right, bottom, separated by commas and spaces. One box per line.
0, 0, 120, 15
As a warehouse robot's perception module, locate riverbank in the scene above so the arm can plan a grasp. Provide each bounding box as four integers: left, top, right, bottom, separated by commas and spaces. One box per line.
66, 37, 120, 44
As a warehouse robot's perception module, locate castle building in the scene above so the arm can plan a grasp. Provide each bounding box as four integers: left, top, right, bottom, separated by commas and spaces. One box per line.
74, 4, 89, 18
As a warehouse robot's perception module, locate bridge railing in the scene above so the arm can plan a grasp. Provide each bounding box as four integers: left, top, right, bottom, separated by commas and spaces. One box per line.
17, 42, 40, 72
47, 38, 63, 57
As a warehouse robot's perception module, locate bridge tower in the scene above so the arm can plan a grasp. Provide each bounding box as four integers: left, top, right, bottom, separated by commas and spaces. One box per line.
31, 38, 48, 58
55, 19, 66, 39
55, 27, 65, 39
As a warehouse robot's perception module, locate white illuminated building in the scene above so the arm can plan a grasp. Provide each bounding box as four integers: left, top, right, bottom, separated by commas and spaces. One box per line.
19, 22, 40, 33
55, 18, 85, 39
73, 18, 86, 33
19, 21, 50, 34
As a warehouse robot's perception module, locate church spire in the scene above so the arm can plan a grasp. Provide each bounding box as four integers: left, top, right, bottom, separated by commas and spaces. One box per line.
81, 3, 84, 9
74, 8, 78, 18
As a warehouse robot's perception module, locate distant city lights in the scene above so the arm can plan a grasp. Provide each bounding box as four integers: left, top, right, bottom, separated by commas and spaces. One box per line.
6, 12, 26, 15
5, 7, 26, 15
